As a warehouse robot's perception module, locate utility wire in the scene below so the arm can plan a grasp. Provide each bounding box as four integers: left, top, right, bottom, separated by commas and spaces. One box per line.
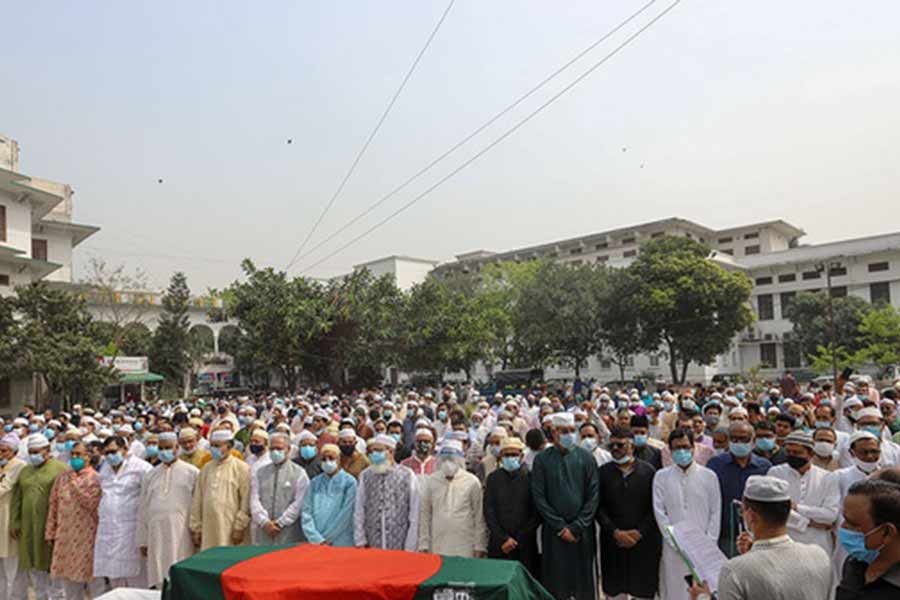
300, 0, 683, 274
285, 0, 457, 271
289, 0, 660, 267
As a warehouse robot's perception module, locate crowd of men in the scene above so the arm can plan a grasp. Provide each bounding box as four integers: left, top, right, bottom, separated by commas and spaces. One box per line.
0, 372, 899, 599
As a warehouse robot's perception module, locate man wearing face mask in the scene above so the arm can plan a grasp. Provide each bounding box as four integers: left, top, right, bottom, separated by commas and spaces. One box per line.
843, 407, 900, 468
11, 434, 68, 600
292, 430, 323, 480
708, 421, 772, 557
336, 429, 368, 480
475, 427, 508, 485
689, 475, 833, 600
190, 429, 251, 550
768, 431, 840, 556
836, 479, 900, 598
812, 426, 841, 471
400, 428, 436, 477
0, 434, 26, 598
531, 412, 599, 600
630, 415, 663, 470
484, 437, 539, 577
353, 435, 418, 551
596, 427, 661, 600
579, 422, 612, 466
249, 433, 308, 547
300, 444, 357, 547
418, 440, 486, 558
653, 428, 721, 600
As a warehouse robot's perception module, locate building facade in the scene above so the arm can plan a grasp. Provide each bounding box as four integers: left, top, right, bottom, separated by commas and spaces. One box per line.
432, 217, 900, 384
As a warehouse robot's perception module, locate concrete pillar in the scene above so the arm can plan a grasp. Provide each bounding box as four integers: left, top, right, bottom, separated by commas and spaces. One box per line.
213, 328, 220, 354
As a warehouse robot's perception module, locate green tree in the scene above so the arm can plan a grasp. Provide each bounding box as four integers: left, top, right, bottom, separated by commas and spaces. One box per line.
513, 262, 606, 377
599, 268, 644, 384
783, 291, 872, 363
810, 344, 854, 375
7, 283, 114, 410
852, 304, 900, 369
150, 272, 192, 396
628, 237, 754, 383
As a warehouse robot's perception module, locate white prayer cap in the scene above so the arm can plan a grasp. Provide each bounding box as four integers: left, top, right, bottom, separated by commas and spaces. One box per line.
849, 430, 879, 447
48, 419, 61, 428
337, 429, 357, 441
783, 431, 814, 450
190, 408, 202, 417
313, 409, 329, 420
387, 418, 403, 427
0, 434, 19, 452
438, 440, 464, 456
541, 415, 553, 425
743, 475, 791, 503
681, 399, 698, 413
13, 418, 27, 426
370, 434, 396, 449
729, 407, 749, 418
97, 428, 113, 439
414, 418, 431, 429
489, 427, 508, 439
178, 427, 198, 440
27, 434, 50, 450
844, 397, 864, 410
415, 428, 434, 441
297, 430, 316, 443
500, 437, 525, 452
550, 413, 575, 427
251, 429, 269, 441
158, 432, 178, 443
855, 407, 882, 421
119, 424, 134, 435
880, 398, 896, 407
210, 429, 234, 443
768, 388, 781, 396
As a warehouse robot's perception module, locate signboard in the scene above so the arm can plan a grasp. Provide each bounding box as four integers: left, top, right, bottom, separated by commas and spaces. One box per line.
100, 356, 149, 374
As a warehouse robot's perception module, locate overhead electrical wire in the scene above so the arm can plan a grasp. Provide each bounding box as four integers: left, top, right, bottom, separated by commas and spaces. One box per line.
288, 0, 661, 268
299, 0, 683, 274
284, 0, 457, 271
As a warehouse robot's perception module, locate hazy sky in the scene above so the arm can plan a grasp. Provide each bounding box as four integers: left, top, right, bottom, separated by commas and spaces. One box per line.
3, 1, 899, 292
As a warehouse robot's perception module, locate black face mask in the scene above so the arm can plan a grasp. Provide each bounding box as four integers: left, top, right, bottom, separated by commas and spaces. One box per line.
249, 444, 265, 456
340, 445, 355, 457
786, 455, 809, 470
217, 406, 227, 415
416, 441, 432, 455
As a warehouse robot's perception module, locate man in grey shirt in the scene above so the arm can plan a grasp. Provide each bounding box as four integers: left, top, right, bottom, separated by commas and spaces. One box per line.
691, 475, 833, 600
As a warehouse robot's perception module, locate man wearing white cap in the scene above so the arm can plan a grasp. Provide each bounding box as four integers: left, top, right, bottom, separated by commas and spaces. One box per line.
10, 434, 67, 599
136, 431, 199, 590
353, 434, 419, 551
249, 433, 308, 546
0, 434, 26, 598
177, 428, 212, 470
689, 475, 832, 600
418, 440, 486, 558
190, 428, 251, 550
337, 429, 369, 480
844, 407, 900, 468
475, 427, 508, 485
400, 428, 436, 478
768, 431, 840, 556
292, 430, 322, 481
531, 412, 599, 600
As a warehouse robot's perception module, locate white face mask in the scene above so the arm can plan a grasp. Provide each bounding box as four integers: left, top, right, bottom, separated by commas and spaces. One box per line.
813, 441, 835, 458
854, 457, 880, 474
441, 460, 460, 478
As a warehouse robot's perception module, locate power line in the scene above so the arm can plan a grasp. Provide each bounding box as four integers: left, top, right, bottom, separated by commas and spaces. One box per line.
288, 0, 660, 268
285, 0, 457, 271
300, 0, 683, 274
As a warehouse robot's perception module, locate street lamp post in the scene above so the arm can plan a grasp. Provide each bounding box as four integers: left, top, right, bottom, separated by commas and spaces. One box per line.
815, 261, 842, 387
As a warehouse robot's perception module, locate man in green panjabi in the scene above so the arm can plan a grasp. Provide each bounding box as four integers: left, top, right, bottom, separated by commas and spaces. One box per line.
10, 434, 68, 599
531, 412, 600, 600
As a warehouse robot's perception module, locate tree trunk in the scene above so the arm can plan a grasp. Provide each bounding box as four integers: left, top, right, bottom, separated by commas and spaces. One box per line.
667, 342, 679, 384
680, 359, 690, 385
618, 362, 626, 385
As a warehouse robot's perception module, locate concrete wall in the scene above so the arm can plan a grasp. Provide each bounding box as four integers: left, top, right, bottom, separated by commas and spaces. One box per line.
0, 189, 32, 254
0, 136, 19, 171
39, 228, 73, 282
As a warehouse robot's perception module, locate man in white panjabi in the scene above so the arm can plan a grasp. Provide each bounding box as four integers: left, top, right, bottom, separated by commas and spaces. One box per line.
0, 434, 26, 597
249, 433, 308, 546
418, 440, 487, 558
767, 431, 839, 556
652, 428, 721, 600
93, 434, 153, 592
136, 432, 199, 590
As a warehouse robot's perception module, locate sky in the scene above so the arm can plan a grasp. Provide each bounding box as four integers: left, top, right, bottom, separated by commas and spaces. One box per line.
3, 1, 899, 292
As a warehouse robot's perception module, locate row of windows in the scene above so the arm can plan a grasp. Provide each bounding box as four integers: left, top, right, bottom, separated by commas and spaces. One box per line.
755, 262, 890, 287
760, 342, 803, 369
756, 282, 892, 320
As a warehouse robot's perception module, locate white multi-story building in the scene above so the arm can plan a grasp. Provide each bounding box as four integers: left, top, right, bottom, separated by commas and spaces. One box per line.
432, 217, 900, 383
351, 255, 440, 292
1, 133, 100, 410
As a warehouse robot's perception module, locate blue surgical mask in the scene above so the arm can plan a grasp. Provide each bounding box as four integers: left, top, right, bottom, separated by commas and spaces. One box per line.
839, 526, 884, 564
210, 447, 224, 461
270, 450, 286, 464
238, 416, 250, 427
559, 433, 577, 450
29, 453, 46, 467
65, 440, 75, 452
672, 448, 693, 467
613, 454, 632, 465
70, 457, 86, 472
2, 425, 12, 433
55, 442, 68, 453
43, 428, 55, 440
755, 438, 775, 452
730, 442, 752, 458
322, 459, 338, 474
300, 445, 317, 460
106, 452, 124, 467
144, 445, 159, 459
581, 438, 598, 452
736, 392, 746, 400
390, 433, 402, 444
0, 459, 7, 467
814, 420, 831, 429
369, 450, 387, 465
159, 449, 176, 463
861, 425, 882, 438
383, 410, 393, 419
134, 422, 143, 432
490, 444, 502, 457
28, 424, 39, 433
438, 410, 448, 421
633, 434, 648, 447
501, 456, 520, 472
663, 402, 674, 411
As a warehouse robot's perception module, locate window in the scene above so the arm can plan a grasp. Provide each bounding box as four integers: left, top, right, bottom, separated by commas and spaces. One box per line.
569, 247, 583, 255
622, 236, 636, 245
828, 266, 847, 277
623, 249, 637, 258
783, 342, 802, 368
547, 252, 558, 259
744, 232, 760, 240
717, 236, 733, 244
871, 282, 891, 305
780, 292, 796, 317
755, 276, 773, 286
651, 231, 665, 239
830, 286, 847, 298
0, 205, 6, 242
760, 343, 777, 368
595, 242, 608, 250
596, 255, 609, 264
625, 355, 635, 367
802, 270, 821, 280
868, 262, 889, 273
757, 294, 774, 320
32, 239, 48, 261
778, 273, 796, 283
649, 354, 659, 367
720, 248, 734, 256
600, 358, 612, 370
745, 245, 761, 255
0, 274, 8, 287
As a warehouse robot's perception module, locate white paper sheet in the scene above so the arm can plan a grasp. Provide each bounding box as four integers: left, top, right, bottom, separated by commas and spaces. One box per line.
670, 521, 729, 594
